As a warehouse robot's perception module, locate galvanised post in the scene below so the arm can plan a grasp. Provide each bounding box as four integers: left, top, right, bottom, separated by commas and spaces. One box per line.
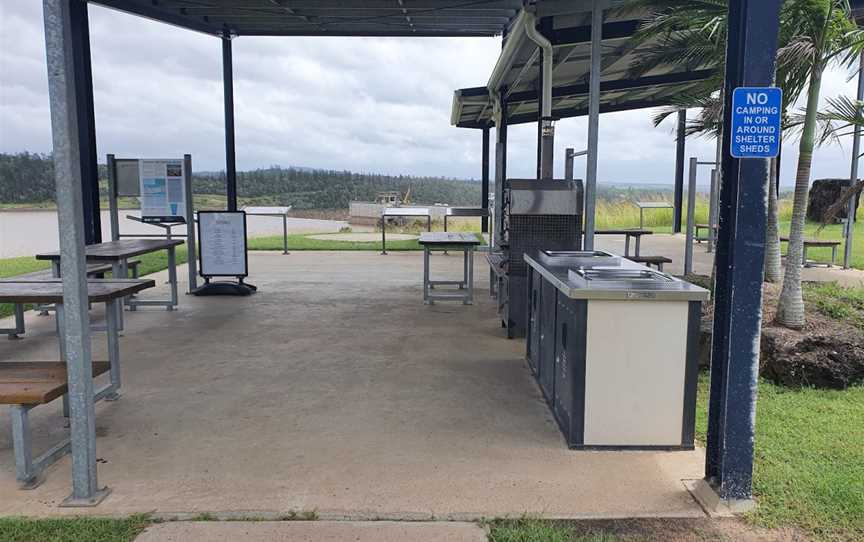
684, 157, 697, 274
845, 51, 863, 269
183, 154, 198, 291
106, 154, 120, 241
43, 0, 108, 506
706, 0, 782, 502
583, 0, 603, 251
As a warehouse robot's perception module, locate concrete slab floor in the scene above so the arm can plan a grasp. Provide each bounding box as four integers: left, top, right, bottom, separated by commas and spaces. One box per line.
0, 251, 704, 519
135, 520, 487, 542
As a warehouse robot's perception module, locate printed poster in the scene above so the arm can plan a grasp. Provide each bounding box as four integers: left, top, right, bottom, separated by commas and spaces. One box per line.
139, 159, 186, 221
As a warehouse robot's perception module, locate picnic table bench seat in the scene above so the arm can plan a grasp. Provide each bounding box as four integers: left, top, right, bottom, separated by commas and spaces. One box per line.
1, 361, 110, 488
627, 255, 672, 271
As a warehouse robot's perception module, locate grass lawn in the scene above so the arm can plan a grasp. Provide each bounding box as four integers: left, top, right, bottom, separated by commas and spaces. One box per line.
0, 515, 149, 542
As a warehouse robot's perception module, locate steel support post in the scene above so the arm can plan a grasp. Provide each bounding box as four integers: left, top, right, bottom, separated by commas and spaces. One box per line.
705, 0, 782, 504
69, 0, 101, 245
845, 51, 864, 269
43, 0, 107, 506
481, 127, 490, 233
684, 158, 697, 274
183, 154, 198, 291
493, 97, 508, 249
106, 154, 120, 241
707, 169, 718, 252
583, 0, 603, 251
673, 110, 687, 233
222, 33, 238, 212
564, 148, 575, 181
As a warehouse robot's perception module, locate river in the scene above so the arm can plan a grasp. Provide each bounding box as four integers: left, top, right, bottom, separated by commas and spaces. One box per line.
0, 209, 348, 258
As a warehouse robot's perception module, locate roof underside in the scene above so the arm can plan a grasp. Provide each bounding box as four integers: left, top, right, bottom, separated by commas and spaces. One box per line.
452, 5, 717, 128
90, 0, 524, 37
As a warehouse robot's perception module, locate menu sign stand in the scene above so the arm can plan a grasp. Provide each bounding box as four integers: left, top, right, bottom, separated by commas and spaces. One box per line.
192, 211, 257, 296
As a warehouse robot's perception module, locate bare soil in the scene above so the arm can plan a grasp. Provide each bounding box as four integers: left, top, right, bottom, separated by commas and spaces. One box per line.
696, 279, 864, 389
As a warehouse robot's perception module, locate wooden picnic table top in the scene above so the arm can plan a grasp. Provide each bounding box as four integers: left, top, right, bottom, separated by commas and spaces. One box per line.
36, 239, 184, 262
0, 279, 155, 304
594, 229, 654, 236
418, 232, 481, 246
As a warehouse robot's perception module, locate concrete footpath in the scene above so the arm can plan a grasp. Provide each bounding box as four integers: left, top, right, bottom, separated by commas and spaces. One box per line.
135, 521, 487, 542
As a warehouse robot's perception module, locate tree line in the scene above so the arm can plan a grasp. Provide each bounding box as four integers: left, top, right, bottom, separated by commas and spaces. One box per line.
0, 152, 480, 209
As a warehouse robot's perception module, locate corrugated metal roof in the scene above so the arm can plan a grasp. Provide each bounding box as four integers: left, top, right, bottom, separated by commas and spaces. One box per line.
451, 4, 717, 128
91, 0, 525, 37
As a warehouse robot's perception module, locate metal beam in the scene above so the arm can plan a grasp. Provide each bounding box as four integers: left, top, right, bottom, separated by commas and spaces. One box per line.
673, 110, 686, 233
481, 126, 490, 233
222, 33, 238, 212
69, 0, 101, 245
42, 0, 108, 506
583, 0, 603, 251
706, 0, 782, 504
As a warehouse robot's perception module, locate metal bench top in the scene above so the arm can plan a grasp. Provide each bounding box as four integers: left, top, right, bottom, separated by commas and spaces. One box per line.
383, 207, 430, 217
418, 232, 481, 246
36, 239, 184, 261
0, 362, 111, 405
0, 279, 155, 304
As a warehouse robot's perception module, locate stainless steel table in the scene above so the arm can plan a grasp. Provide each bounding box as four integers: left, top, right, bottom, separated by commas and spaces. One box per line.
418, 233, 480, 305
381, 207, 431, 254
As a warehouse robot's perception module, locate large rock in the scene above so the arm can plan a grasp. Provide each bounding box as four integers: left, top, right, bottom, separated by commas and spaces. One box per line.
807, 178, 859, 223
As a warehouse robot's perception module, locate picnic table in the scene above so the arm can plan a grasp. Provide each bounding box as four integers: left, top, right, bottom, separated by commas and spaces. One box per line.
779, 236, 842, 267
37, 239, 184, 318
380, 207, 431, 255
594, 229, 653, 257
418, 232, 480, 305
0, 278, 154, 488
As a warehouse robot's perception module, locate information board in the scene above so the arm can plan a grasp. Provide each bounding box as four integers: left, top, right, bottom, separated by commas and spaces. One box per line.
730, 87, 782, 158
198, 211, 248, 277
139, 159, 187, 222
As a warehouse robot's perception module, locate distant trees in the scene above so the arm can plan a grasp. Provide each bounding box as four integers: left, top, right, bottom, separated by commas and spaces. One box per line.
0, 153, 481, 209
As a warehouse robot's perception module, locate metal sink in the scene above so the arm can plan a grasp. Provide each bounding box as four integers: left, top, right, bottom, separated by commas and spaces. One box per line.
569, 267, 674, 283
539, 250, 620, 267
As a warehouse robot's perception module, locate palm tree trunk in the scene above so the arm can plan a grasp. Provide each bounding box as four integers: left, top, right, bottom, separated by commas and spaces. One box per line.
764, 157, 782, 282
776, 65, 824, 328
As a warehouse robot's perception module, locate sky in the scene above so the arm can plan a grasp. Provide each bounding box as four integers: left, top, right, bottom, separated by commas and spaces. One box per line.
0, 1, 856, 187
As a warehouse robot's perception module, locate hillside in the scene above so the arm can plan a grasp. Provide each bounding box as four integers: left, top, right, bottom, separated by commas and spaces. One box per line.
0, 152, 480, 210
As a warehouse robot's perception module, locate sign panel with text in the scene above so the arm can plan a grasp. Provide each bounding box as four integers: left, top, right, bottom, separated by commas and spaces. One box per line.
730, 87, 782, 158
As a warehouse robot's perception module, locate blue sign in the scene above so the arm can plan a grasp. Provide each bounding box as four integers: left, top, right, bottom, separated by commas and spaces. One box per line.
730, 87, 782, 158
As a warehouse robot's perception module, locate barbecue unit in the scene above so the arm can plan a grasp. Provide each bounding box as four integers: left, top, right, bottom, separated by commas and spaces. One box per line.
488, 179, 583, 338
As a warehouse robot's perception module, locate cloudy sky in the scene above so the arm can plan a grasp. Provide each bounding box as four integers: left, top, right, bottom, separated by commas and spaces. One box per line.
0, 1, 856, 186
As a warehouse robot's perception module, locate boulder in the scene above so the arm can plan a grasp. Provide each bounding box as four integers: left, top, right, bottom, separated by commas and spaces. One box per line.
807, 178, 859, 223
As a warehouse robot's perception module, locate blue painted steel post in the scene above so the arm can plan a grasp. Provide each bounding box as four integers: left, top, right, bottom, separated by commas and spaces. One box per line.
222, 32, 238, 212
706, 0, 782, 501
673, 110, 686, 233
481, 127, 490, 233
69, 0, 101, 244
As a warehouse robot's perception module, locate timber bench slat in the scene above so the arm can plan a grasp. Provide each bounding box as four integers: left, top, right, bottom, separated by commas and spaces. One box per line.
12, 260, 142, 281
779, 236, 841, 247
0, 362, 110, 405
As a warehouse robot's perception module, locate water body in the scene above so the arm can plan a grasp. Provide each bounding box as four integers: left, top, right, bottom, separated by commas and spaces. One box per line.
0, 209, 348, 258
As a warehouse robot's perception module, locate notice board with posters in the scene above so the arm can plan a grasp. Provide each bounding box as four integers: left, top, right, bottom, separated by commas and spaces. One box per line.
197, 211, 248, 278
139, 159, 187, 222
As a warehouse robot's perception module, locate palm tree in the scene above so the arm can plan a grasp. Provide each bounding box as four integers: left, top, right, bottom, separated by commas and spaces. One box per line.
775, 0, 862, 328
